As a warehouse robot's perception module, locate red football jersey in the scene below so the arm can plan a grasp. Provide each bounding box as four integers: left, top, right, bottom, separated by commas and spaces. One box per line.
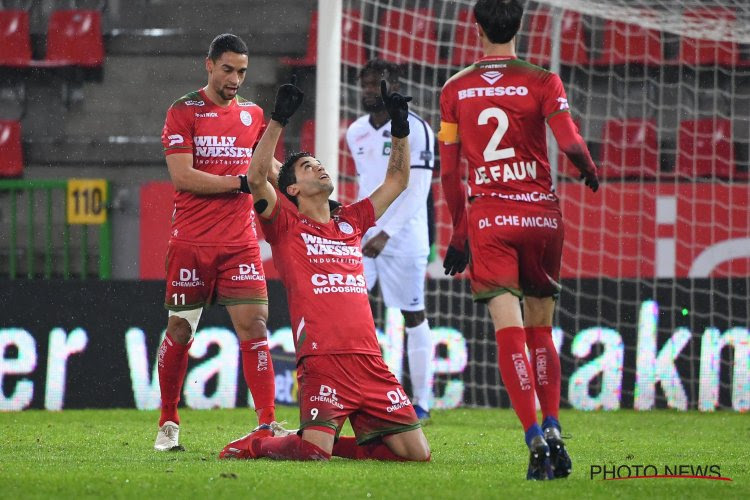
440, 56, 570, 207
260, 195, 382, 362
161, 88, 266, 245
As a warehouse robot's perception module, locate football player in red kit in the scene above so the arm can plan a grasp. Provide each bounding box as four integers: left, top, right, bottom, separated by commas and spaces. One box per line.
155, 34, 282, 451
219, 79, 430, 462
439, 0, 599, 480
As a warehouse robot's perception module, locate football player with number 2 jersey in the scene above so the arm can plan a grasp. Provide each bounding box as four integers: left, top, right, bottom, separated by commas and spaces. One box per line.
439, 0, 599, 480
219, 78, 430, 463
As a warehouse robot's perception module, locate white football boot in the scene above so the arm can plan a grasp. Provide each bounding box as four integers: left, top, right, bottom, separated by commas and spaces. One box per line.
154, 421, 183, 451
269, 421, 298, 437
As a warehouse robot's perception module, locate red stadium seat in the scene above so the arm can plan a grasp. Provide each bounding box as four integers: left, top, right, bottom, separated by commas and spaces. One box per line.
679, 7, 740, 67
341, 10, 367, 67
677, 118, 734, 179
0, 120, 23, 178
43, 10, 104, 67
0, 10, 32, 67
281, 10, 366, 67
378, 8, 441, 64
594, 18, 663, 66
451, 9, 482, 67
525, 9, 589, 66
601, 119, 660, 179
281, 10, 319, 66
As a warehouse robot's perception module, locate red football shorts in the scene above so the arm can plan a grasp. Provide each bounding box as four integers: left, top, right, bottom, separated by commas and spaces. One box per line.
297, 353, 421, 444
164, 240, 268, 310
467, 197, 564, 301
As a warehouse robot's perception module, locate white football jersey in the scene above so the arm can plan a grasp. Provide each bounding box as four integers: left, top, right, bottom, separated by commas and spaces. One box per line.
346, 111, 435, 256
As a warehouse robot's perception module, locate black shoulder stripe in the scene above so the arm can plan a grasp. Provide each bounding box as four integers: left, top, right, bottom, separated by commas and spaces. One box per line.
408, 111, 432, 169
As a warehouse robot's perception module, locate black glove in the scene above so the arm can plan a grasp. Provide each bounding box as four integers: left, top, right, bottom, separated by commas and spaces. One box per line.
443, 241, 469, 276
271, 75, 304, 126
238, 174, 251, 194
381, 80, 412, 138
580, 171, 599, 192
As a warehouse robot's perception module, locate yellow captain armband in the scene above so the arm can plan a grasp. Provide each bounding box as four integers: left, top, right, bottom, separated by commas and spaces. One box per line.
438, 121, 459, 144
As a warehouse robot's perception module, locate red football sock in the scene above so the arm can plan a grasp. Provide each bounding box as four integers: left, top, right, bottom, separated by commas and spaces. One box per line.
525, 326, 561, 422
157, 333, 192, 426
255, 435, 331, 461
240, 339, 276, 425
332, 436, 407, 461
495, 327, 538, 432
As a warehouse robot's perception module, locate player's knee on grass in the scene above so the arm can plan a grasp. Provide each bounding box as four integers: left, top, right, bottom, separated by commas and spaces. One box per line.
384, 429, 431, 462
301, 427, 336, 457
402, 310, 425, 328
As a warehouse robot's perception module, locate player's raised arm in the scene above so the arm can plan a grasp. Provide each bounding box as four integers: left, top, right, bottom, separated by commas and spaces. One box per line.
248, 78, 304, 217
369, 80, 412, 219
248, 121, 283, 189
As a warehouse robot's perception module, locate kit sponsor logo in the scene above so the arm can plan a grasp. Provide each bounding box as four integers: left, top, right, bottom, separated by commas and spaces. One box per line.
194, 136, 253, 158
301, 233, 362, 257
310, 273, 367, 295
171, 268, 204, 287
458, 86, 528, 100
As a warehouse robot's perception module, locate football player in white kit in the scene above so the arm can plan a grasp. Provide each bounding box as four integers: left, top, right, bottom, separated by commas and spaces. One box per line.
346, 59, 435, 420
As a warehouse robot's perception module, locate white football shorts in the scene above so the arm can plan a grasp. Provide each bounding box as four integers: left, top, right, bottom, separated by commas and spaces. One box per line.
364, 254, 428, 312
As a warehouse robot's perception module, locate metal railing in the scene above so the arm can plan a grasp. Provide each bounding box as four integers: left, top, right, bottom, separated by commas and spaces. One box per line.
0, 179, 111, 279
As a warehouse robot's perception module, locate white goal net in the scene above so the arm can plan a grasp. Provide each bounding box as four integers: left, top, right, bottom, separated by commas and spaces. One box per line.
335, 0, 750, 412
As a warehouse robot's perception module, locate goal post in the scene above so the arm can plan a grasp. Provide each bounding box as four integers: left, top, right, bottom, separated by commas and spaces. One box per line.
315, 0, 343, 197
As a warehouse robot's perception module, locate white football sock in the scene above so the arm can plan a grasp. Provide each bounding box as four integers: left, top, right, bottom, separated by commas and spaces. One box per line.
406, 319, 434, 410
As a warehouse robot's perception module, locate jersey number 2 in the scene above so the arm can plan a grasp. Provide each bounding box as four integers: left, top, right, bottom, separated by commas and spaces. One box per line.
478, 107, 515, 162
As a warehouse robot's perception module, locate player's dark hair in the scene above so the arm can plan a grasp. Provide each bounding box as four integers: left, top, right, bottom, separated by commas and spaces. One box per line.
207, 33, 248, 61
359, 58, 402, 84
277, 151, 313, 206
473, 0, 524, 44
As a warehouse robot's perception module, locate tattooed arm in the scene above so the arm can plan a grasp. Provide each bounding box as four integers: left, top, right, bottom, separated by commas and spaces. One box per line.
368, 80, 412, 220
368, 136, 410, 220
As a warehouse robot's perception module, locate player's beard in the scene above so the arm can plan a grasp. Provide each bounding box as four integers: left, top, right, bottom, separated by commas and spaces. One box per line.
219, 87, 237, 101
318, 180, 334, 196
361, 95, 385, 113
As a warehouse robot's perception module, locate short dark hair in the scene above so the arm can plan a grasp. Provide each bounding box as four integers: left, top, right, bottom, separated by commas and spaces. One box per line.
277, 151, 313, 205
359, 58, 401, 84
207, 33, 248, 61
473, 0, 524, 44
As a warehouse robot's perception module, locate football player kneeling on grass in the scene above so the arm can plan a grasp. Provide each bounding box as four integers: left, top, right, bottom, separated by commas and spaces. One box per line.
219, 78, 430, 462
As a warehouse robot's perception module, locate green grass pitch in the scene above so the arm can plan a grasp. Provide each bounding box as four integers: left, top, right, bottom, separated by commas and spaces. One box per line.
1, 408, 747, 498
